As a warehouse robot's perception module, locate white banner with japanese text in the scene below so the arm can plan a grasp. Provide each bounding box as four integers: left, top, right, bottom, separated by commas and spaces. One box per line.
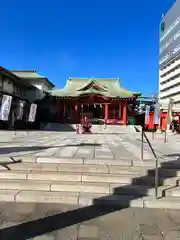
28, 103, 37, 122
0, 95, 12, 121
17, 100, 25, 120
145, 105, 150, 125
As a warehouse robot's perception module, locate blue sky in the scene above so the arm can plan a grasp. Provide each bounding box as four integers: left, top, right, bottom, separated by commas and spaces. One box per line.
0, 0, 175, 93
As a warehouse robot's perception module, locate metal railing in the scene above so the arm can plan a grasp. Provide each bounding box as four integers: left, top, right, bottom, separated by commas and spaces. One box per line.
141, 130, 159, 198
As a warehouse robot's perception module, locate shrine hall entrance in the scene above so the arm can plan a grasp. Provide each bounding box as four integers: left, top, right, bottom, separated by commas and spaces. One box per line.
55, 95, 131, 125
76, 94, 124, 124
80, 104, 104, 120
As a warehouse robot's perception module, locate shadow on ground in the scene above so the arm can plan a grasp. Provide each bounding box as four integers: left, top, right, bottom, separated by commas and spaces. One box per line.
164, 153, 180, 158
0, 155, 180, 239
0, 157, 22, 170
65, 143, 101, 147
0, 124, 76, 132
0, 142, 102, 155
0, 146, 51, 155
40, 123, 76, 132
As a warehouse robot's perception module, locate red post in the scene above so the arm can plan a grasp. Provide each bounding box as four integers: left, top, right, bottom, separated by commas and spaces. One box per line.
76, 124, 80, 134
123, 101, 127, 125
105, 103, 108, 121
75, 104, 78, 111
75, 104, 78, 123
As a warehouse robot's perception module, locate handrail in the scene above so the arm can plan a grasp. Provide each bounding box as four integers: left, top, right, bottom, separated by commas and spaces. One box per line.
141, 130, 159, 199
143, 131, 158, 159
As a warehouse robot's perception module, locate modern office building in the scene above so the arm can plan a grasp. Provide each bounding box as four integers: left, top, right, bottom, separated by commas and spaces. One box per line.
159, 0, 180, 112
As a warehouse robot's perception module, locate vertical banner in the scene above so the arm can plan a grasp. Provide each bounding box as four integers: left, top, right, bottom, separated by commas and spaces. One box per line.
16, 100, 25, 120
145, 105, 150, 125
28, 103, 37, 122
167, 98, 173, 125
154, 102, 161, 124
0, 95, 12, 121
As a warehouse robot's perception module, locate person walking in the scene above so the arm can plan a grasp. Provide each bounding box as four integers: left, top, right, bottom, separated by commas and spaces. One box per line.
171, 116, 179, 134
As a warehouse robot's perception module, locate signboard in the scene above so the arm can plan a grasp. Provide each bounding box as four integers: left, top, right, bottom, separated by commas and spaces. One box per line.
28, 103, 37, 122
0, 95, 12, 121
160, 0, 180, 68
145, 105, 150, 125
16, 100, 25, 120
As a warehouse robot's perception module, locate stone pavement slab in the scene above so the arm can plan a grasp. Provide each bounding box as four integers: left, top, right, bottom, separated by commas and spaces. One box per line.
0, 202, 179, 239
74, 147, 95, 159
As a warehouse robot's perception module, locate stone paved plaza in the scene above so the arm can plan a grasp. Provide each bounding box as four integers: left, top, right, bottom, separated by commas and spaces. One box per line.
0, 128, 179, 161
0, 128, 180, 239
0, 202, 180, 239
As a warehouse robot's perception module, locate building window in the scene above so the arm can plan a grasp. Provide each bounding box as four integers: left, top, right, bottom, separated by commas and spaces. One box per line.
161, 22, 165, 32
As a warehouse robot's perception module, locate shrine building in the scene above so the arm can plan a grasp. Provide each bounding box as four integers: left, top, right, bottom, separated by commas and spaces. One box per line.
41, 77, 141, 125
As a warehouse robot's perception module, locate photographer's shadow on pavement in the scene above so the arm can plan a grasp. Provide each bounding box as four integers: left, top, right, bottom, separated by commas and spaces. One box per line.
0, 158, 180, 239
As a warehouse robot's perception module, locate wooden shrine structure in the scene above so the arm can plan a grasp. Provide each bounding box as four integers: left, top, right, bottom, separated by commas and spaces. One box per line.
45, 77, 141, 125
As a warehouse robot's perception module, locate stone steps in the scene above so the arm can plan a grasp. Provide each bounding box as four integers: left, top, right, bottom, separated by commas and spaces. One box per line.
0, 179, 162, 196
1, 189, 180, 209
0, 169, 179, 186
13, 156, 134, 165
0, 162, 153, 174
10, 156, 180, 170
0, 179, 110, 193
1, 156, 180, 208
1, 161, 180, 179
165, 186, 180, 197
80, 193, 180, 209
0, 178, 176, 197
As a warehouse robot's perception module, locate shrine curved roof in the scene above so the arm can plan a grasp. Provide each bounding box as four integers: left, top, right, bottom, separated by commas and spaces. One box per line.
48, 77, 141, 99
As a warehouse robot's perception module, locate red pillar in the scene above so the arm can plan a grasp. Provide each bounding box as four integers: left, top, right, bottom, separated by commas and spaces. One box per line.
75, 104, 78, 123
123, 100, 127, 125
105, 103, 108, 121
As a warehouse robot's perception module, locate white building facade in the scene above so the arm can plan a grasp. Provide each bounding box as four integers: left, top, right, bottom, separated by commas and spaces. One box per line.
159, 56, 180, 112
159, 0, 180, 112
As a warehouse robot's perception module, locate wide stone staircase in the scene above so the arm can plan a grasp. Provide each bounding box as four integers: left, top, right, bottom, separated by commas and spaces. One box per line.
1, 155, 180, 209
